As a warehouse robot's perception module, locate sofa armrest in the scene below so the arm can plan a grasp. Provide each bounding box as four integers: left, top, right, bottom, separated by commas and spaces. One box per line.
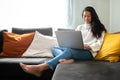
0, 30, 8, 53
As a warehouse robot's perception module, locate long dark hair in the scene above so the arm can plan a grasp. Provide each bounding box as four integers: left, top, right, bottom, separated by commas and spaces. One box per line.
82, 6, 107, 38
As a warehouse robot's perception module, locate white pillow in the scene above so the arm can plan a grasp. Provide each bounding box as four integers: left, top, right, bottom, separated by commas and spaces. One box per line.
22, 31, 58, 57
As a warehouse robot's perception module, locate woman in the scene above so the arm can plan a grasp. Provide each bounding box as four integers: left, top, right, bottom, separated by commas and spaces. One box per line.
20, 6, 107, 77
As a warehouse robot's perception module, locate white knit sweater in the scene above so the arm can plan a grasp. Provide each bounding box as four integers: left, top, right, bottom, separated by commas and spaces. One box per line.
76, 24, 105, 57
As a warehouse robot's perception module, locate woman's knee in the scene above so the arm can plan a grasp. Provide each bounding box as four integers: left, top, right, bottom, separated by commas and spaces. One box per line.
51, 46, 64, 56
52, 46, 59, 52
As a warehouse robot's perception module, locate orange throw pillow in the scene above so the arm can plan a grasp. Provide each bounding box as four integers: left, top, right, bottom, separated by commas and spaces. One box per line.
0, 32, 34, 57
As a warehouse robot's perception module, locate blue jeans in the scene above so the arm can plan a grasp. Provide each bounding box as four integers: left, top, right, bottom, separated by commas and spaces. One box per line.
45, 46, 93, 70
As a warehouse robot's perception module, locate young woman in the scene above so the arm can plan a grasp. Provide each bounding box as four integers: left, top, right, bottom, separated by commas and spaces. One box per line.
20, 6, 107, 77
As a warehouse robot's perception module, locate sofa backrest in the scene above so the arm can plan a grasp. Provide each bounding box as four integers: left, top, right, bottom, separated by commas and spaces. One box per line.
12, 27, 53, 36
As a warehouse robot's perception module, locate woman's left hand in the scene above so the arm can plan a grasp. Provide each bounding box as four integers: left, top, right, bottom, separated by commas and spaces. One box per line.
84, 44, 91, 50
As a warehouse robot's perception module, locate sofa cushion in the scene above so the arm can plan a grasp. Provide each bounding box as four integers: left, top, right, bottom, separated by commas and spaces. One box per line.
0, 32, 34, 57
95, 33, 120, 62
12, 27, 53, 36
52, 61, 120, 80
0, 29, 8, 53
22, 31, 58, 57
0, 57, 52, 64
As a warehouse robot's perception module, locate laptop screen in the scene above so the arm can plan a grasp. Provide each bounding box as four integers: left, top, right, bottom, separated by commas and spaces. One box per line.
55, 31, 84, 49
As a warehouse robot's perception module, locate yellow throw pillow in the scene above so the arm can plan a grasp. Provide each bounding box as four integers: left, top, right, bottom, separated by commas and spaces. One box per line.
95, 33, 120, 62
0, 32, 34, 57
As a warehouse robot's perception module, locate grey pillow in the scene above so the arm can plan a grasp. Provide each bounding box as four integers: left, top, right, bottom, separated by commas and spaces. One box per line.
12, 27, 53, 36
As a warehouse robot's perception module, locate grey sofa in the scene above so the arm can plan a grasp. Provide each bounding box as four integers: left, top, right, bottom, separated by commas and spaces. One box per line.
52, 61, 120, 80
0, 28, 120, 80
0, 27, 54, 80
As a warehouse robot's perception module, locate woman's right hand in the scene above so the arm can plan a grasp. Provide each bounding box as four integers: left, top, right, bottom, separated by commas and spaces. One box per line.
84, 44, 91, 50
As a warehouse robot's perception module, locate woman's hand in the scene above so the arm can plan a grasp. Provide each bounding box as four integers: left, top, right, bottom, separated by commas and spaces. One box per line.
84, 44, 91, 50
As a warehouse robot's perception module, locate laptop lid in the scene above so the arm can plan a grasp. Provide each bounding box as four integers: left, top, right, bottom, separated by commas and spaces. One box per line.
55, 31, 84, 49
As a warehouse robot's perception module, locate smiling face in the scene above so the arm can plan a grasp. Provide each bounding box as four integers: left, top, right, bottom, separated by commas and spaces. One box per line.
83, 11, 92, 24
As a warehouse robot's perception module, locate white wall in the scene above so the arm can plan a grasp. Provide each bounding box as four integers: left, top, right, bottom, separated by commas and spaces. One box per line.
110, 0, 120, 33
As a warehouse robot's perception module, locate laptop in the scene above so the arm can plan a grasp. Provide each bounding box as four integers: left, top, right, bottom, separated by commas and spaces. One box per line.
55, 31, 84, 49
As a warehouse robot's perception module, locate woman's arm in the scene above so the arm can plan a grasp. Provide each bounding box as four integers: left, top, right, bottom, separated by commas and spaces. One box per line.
89, 32, 105, 52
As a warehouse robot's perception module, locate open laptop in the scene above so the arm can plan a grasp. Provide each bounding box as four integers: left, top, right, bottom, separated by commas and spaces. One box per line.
55, 31, 84, 49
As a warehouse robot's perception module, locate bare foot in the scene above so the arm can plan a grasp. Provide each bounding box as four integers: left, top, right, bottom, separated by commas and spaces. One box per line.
59, 59, 74, 64
19, 63, 49, 77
